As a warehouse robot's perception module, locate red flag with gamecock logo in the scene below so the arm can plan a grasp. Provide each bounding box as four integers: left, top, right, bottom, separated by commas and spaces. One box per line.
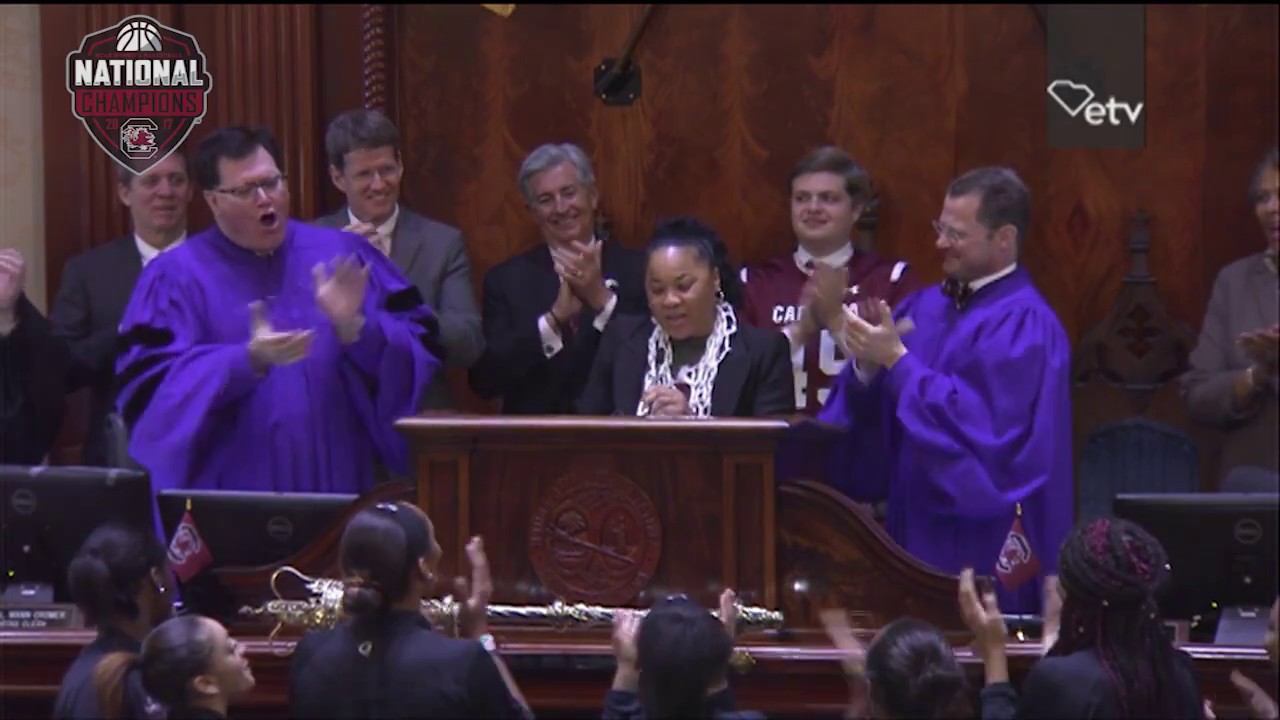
995, 503, 1040, 591
168, 501, 213, 583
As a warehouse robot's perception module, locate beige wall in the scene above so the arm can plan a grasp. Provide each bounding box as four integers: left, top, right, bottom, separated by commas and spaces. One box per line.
0, 4, 45, 310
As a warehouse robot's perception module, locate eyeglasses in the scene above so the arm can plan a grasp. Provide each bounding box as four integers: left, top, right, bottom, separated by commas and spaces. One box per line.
932, 219, 970, 243
215, 174, 287, 200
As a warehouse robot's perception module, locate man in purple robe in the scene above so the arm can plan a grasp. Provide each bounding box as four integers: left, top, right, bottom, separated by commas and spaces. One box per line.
817, 167, 1073, 613
115, 126, 442, 499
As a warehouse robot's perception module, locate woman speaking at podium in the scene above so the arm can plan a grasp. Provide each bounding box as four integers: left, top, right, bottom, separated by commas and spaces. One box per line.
576, 217, 794, 418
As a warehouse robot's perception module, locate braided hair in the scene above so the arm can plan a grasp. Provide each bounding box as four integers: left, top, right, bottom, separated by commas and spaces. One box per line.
1050, 517, 1189, 718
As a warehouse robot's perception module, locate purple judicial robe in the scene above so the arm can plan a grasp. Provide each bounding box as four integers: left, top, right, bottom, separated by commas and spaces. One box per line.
115, 220, 441, 498
817, 267, 1074, 613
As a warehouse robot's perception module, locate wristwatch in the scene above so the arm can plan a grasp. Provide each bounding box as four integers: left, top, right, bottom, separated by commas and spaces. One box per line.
478, 633, 498, 654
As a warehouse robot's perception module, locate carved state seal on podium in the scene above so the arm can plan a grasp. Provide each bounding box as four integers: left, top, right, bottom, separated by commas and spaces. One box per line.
528, 471, 662, 605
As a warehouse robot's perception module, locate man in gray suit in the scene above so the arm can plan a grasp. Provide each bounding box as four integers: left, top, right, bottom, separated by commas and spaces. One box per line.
1182, 146, 1279, 491
315, 109, 485, 411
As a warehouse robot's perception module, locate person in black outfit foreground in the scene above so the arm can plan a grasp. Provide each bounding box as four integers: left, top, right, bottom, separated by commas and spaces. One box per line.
961, 517, 1204, 719
53, 523, 173, 719
288, 501, 530, 718
95, 614, 256, 719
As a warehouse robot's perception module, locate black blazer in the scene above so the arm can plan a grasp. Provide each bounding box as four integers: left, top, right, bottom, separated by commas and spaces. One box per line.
468, 239, 647, 414
577, 313, 795, 418
48, 236, 145, 465
1, 294, 71, 464
979, 648, 1203, 719
289, 610, 527, 719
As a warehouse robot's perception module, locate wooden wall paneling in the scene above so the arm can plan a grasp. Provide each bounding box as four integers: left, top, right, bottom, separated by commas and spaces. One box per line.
177, 4, 321, 227
1201, 4, 1280, 300
314, 5, 371, 215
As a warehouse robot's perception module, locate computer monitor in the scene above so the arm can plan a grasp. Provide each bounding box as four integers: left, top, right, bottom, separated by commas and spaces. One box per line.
0, 465, 154, 604
1113, 493, 1278, 625
156, 489, 358, 570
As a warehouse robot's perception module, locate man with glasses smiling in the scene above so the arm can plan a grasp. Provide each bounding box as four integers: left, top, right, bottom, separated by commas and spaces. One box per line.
315, 109, 485, 412
113, 125, 443, 504
817, 166, 1073, 615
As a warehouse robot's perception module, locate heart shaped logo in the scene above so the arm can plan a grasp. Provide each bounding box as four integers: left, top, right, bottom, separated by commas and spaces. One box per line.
1047, 79, 1095, 118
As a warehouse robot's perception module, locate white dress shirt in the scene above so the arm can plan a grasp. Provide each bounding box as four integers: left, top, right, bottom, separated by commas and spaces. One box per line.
135, 233, 187, 267
347, 204, 400, 256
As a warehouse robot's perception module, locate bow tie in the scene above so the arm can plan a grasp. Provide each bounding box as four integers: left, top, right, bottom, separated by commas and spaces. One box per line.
942, 277, 974, 310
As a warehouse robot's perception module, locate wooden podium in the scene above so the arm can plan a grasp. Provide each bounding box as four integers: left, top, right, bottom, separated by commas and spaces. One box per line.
0, 416, 1271, 719
401, 415, 961, 632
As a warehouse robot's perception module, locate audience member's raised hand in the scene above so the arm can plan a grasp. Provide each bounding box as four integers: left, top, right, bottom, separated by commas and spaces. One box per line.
1041, 575, 1062, 656
1229, 670, 1279, 720
610, 609, 642, 692
819, 608, 869, 718
454, 536, 493, 640
718, 588, 739, 639
958, 568, 1009, 684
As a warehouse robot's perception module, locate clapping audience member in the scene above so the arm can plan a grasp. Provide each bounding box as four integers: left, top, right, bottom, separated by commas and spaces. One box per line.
288, 501, 530, 718
54, 523, 173, 719
605, 589, 762, 719
94, 614, 256, 720
820, 609, 973, 719
1206, 595, 1278, 720
959, 517, 1203, 719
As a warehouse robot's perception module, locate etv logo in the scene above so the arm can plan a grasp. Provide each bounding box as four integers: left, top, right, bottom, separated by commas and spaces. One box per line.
1047, 79, 1144, 127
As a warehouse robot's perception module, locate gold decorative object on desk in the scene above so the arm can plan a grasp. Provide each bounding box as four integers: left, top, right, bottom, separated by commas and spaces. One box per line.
240, 566, 786, 663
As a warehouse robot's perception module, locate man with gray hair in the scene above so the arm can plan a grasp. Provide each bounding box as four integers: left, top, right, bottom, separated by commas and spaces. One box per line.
468, 142, 646, 414
315, 108, 484, 411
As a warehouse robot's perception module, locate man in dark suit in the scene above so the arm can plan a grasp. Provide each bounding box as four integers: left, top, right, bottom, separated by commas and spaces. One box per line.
0, 249, 71, 464
47, 152, 192, 466
467, 143, 647, 414
314, 109, 484, 411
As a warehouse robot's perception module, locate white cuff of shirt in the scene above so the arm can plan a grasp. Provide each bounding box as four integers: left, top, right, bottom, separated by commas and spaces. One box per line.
592, 292, 618, 332
852, 358, 879, 385
538, 314, 564, 358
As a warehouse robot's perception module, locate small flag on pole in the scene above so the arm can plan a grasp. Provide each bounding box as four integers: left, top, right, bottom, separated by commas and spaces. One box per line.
168, 498, 213, 583
995, 503, 1040, 591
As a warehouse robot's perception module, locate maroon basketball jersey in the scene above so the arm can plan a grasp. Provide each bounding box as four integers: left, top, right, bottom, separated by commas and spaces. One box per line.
740, 250, 923, 414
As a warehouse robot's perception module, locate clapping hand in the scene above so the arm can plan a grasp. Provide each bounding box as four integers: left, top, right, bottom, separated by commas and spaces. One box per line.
552, 239, 611, 311
1041, 575, 1062, 656
0, 248, 26, 315
842, 299, 915, 372
454, 536, 493, 640
958, 569, 1008, 663
819, 608, 870, 718
247, 301, 313, 373
314, 256, 370, 343
1238, 325, 1280, 377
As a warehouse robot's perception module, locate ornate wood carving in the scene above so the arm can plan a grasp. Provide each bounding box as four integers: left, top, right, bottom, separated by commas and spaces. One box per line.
360, 4, 390, 114
1072, 211, 1197, 413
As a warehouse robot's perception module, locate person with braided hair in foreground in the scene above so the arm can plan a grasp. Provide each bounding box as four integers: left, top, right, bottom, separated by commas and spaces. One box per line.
576, 217, 795, 418
94, 614, 256, 719
959, 517, 1204, 719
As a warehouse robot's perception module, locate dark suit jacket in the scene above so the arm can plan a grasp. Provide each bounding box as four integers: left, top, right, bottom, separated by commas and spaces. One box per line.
315, 207, 485, 411
468, 239, 648, 414
48, 237, 143, 466
979, 648, 1202, 719
289, 610, 528, 719
0, 295, 71, 464
1180, 252, 1279, 484
577, 313, 795, 417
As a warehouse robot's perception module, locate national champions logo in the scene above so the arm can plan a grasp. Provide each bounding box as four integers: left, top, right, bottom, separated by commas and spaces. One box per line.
65, 15, 212, 175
